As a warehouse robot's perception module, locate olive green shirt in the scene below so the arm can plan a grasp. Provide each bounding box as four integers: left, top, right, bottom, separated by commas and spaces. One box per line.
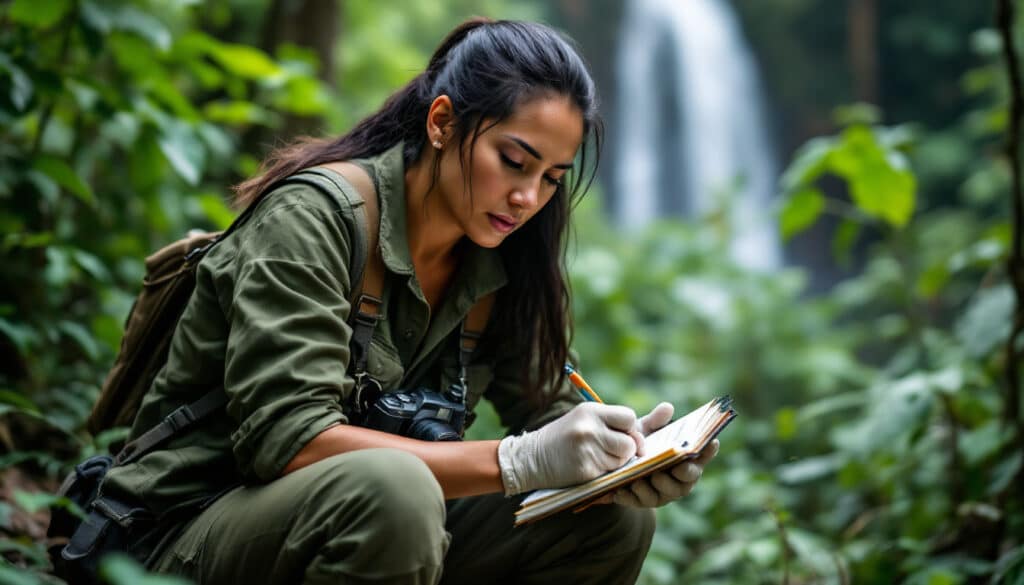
103, 143, 581, 519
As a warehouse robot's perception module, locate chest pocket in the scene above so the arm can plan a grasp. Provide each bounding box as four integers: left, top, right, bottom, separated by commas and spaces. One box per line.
361, 337, 405, 392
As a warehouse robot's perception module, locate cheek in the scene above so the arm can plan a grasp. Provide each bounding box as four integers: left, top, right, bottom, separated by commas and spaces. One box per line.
466, 156, 506, 207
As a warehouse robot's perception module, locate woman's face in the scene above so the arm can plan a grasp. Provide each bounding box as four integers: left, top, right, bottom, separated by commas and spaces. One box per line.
437, 94, 585, 249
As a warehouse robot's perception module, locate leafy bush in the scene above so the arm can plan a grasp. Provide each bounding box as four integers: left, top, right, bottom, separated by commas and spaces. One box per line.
1, 1, 1022, 584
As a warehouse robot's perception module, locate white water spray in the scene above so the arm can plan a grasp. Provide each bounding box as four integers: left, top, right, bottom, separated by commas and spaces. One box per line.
613, 0, 781, 269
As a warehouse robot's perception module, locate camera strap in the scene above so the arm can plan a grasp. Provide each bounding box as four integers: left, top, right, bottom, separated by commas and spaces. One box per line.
458, 293, 496, 390
324, 158, 497, 415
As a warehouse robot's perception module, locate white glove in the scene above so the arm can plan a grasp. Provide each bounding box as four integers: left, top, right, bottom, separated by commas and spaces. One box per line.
611, 402, 720, 507
498, 402, 644, 495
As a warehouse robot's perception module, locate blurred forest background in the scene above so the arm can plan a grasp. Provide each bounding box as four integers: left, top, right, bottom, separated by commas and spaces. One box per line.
1, 0, 1023, 583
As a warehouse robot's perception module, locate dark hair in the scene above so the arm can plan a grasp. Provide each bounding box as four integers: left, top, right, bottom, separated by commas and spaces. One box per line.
234, 18, 603, 406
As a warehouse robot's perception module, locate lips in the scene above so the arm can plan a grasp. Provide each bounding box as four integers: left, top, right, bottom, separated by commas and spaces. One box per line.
487, 213, 518, 233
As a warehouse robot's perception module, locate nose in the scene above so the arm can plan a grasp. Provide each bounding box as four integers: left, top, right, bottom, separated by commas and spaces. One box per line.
509, 178, 540, 210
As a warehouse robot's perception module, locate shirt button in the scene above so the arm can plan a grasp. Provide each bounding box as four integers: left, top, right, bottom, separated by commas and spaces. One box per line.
403, 329, 415, 340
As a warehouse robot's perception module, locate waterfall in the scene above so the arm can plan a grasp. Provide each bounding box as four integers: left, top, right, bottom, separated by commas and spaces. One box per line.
613, 0, 781, 270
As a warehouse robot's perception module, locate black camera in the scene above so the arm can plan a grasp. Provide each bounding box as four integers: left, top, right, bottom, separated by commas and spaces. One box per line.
361, 384, 467, 441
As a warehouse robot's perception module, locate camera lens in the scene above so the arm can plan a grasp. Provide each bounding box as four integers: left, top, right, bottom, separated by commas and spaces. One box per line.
408, 418, 461, 441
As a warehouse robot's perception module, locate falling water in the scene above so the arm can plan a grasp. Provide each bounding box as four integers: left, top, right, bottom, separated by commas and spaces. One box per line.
613, 0, 781, 270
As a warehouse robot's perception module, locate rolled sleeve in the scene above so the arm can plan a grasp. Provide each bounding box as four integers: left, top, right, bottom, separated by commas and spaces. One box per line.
220, 197, 358, 482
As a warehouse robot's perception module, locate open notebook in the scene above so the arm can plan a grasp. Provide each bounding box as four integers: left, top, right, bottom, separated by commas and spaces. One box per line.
514, 396, 737, 526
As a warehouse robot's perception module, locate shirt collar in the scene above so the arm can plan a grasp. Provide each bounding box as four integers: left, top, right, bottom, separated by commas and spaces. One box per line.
371, 142, 415, 275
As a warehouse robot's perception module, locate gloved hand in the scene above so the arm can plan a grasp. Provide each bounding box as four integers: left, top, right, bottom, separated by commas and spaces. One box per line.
498, 402, 644, 495
611, 402, 719, 508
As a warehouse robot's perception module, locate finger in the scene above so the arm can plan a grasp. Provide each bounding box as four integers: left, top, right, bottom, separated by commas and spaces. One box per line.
651, 471, 692, 500
593, 404, 639, 432
592, 493, 615, 505
670, 462, 702, 483
650, 470, 683, 496
638, 402, 674, 435
629, 428, 646, 457
695, 439, 720, 465
612, 488, 641, 507
628, 477, 659, 507
596, 428, 640, 462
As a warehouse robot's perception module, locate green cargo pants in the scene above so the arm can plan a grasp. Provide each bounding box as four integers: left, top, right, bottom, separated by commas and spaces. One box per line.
149, 448, 655, 584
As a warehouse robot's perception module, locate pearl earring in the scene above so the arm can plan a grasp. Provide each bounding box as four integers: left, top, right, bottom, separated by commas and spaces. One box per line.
433, 140, 443, 149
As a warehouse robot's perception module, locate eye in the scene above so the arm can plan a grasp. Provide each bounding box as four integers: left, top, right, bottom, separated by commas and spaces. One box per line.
499, 152, 524, 170
543, 174, 563, 188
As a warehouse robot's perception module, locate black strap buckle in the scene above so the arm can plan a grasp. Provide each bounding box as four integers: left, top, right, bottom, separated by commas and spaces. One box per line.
184, 239, 218, 263
350, 373, 383, 418
164, 406, 196, 433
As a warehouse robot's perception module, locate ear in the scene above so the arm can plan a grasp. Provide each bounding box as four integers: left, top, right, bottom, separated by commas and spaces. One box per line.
426, 95, 455, 147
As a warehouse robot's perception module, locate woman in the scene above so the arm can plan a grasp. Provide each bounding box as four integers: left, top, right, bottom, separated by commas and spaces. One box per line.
104, 18, 718, 585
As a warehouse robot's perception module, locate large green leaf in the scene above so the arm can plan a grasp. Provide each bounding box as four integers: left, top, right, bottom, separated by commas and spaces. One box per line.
831, 219, 861, 266
208, 43, 283, 80
0, 564, 43, 585
57, 320, 103, 360
827, 126, 916, 227
203, 100, 275, 126
777, 454, 844, 484
12, 491, 84, 519
32, 156, 96, 206
7, 0, 72, 28
0, 390, 39, 413
779, 187, 825, 240
959, 420, 1012, 466
0, 53, 33, 111
0, 317, 39, 355
195, 193, 235, 230
100, 554, 194, 585
70, 249, 112, 282
111, 5, 172, 51
273, 76, 330, 115
956, 284, 1013, 358
779, 136, 834, 192
157, 121, 206, 186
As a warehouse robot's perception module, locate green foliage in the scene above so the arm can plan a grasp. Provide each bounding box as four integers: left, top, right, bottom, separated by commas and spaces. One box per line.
1, 1, 1021, 585
538, 17, 1018, 583
331, 0, 543, 132
99, 554, 193, 585
0, 0, 333, 430
0, 0, 330, 581
779, 110, 917, 236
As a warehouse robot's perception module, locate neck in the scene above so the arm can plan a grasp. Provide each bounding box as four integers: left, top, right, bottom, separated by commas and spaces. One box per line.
404, 150, 464, 267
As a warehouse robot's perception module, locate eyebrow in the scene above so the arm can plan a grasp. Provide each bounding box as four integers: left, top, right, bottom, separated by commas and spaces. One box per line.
503, 134, 575, 170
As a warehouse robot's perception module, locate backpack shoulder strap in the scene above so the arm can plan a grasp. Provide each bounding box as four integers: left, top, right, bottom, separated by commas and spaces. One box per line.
308, 162, 385, 312
302, 163, 385, 383
116, 386, 227, 465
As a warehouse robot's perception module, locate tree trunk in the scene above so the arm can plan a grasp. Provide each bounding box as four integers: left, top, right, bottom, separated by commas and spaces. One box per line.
847, 0, 878, 104
261, 0, 340, 87
256, 0, 342, 144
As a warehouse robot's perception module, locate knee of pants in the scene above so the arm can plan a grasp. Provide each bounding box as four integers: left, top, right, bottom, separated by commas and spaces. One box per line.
576, 504, 657, 556
314, 448, 446, 536
613, 506, 657, 552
